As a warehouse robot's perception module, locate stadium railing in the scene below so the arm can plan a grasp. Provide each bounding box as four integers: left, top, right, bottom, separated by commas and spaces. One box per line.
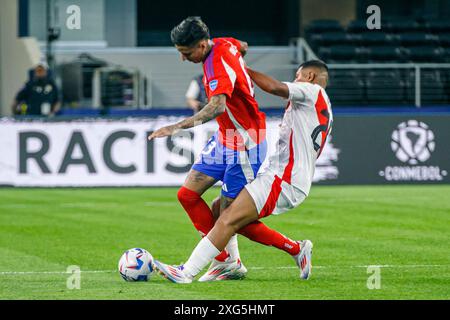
290, 38, 450, 107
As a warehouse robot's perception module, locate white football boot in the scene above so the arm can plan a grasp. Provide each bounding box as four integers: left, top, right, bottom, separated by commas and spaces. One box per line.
198, 258, 247, 282
154, 260, 192, 284
293, 240, 313, 280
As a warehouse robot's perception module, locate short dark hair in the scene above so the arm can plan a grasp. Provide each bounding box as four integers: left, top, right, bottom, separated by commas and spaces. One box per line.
299, 60, 329, 73
171, 17, 210, 47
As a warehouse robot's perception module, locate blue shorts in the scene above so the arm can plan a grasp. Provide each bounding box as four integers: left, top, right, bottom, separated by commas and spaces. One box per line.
192, 133, 267, 199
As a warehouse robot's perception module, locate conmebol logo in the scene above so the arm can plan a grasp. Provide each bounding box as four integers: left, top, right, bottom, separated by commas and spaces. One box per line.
390, 120, 435, 165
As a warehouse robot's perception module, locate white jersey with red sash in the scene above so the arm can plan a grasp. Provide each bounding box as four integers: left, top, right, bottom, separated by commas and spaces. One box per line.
245, 82, 333, 217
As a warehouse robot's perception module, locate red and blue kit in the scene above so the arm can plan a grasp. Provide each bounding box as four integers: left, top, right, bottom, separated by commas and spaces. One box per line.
192, 37, 267, 199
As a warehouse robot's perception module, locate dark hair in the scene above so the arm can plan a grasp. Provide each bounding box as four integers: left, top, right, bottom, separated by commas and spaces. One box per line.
171, 17, 210, 47
299, 60, 329, 73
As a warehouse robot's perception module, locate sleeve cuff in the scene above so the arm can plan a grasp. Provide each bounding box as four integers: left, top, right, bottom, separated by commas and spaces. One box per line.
283, 81, 294, 101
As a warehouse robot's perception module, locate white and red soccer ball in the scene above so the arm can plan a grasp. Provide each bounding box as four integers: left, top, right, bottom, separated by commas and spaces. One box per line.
118, 248, 155, 282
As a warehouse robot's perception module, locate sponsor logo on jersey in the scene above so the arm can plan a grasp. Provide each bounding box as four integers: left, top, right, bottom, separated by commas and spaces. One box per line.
209, 79, 218, 91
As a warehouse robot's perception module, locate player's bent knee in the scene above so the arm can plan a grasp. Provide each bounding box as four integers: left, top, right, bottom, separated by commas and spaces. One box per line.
177, 186, 199, 205
217, 210, 241, 234
214, 215, 237, 234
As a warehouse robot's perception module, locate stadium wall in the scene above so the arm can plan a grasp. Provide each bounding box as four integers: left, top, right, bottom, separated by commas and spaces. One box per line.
1, 114, 448, 187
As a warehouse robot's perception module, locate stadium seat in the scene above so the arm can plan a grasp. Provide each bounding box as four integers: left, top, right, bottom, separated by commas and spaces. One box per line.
303, 17, 450, 106
305, 19, 344, 33
317, 46, 331, 61
327, 71, 366, 106
426, 20, 450, 34
346, 20, 369, 34
366, 70, 405, 104
438, 33, 450, 47
308, 32, 349, 47
383, 20, 423, 33
327, 45, 365, 63
443, 48, 450, 62
403, 73, 416, 105
398, 32, 438, 46
358, 32, 393, 45
404, 46, 444, 62
367, 46, 403, 62
421, 70, 448, 105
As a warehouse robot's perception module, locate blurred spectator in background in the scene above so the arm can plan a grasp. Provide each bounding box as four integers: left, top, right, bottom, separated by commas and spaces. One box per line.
11, 63, 60, 116
185, 74, 208, 113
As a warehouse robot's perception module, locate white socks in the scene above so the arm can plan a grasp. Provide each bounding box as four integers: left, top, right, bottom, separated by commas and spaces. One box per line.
183, 237, 220, 278
182, 235, 241, 278
224, 234, 240, 261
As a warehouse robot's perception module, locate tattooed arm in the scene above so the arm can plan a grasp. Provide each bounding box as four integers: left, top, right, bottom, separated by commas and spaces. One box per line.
148, 94, 226, 140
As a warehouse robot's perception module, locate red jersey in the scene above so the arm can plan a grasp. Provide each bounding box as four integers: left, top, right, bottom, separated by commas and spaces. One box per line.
202, 37, 266, 150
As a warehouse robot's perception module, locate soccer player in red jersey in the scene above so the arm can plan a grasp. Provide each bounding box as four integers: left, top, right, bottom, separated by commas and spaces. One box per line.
153, 60, 333, 283
150, 17, 272, 281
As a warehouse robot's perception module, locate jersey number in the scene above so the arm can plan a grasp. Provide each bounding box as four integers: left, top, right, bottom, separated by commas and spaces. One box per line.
310, 109, 332, 153
202, 140, 216, 155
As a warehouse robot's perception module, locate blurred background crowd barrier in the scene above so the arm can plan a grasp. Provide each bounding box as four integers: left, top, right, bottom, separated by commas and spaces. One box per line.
1, 0, 449, 187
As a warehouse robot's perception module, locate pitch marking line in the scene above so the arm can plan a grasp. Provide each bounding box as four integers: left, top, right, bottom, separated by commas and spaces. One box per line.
0, 202, 178, 208
0, 270, 116, 275
0, 265, 448, 275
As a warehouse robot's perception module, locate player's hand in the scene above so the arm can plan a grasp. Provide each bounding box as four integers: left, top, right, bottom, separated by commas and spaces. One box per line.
148, 125, 180, 140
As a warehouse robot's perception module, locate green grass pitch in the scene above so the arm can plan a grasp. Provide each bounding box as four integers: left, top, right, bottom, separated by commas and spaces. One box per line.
0, 186, 449, 300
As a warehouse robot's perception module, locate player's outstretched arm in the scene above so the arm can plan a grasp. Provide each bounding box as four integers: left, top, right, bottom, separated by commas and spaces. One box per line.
247, 68, 289, 99
148, 94, 226, 140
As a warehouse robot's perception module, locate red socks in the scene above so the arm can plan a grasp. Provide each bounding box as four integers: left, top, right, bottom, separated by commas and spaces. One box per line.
177, 186, 214, 237
238, 221, 300, 256
177, 187, 230, 261
177, 186, 300, 259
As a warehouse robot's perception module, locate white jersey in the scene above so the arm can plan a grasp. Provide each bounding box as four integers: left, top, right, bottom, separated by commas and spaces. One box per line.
264, 82, 333, 196
245, 81, 333, 217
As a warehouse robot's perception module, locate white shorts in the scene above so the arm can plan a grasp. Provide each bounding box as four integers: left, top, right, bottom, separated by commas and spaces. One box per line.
245, 171, 307, 218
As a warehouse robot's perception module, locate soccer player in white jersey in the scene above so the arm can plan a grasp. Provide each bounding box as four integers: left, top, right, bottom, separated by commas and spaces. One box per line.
154, 60, 333, 283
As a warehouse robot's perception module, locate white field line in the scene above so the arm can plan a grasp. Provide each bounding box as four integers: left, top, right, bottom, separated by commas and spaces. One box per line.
248, 264, 449, 270
0, 264, 448, 275
0, 201, 178, 208
0, 270, 116, 275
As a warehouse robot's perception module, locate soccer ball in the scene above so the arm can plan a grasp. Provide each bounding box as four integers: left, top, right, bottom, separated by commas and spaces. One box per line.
118, 248, 155, 282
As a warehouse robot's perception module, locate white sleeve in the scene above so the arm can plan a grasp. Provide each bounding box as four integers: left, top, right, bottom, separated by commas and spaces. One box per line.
185, 80, 200, 99
283, 82, 307, 103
